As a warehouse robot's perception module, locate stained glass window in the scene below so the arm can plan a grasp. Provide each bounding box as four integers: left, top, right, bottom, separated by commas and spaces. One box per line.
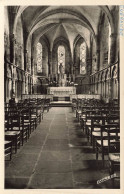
80, 42, 86, 75
37, 42, 42, 73
58, 46, 65, 74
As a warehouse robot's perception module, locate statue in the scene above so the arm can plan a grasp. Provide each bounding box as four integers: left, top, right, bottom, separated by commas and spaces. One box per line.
58, 61, 65, 86
59, 63, 64, 74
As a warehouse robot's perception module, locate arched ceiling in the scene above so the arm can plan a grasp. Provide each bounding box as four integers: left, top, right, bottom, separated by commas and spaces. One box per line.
13, 6, 114, 56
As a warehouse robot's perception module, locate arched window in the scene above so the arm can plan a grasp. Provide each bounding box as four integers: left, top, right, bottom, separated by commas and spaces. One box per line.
37, 42, 42, 73
80, 42, 86, 75
58, 45, 65, 74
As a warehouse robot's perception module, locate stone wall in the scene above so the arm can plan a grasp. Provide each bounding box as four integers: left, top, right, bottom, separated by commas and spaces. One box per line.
74, 37, 90, 94
4, 7, 10, 61
99, 14, 109, 70
91, 37, 97, 74
110, 6, 119, 62
27, 35, 32, 73
40, 38, 49, 77
33, 38, 49, 77
15, 16, 24, 69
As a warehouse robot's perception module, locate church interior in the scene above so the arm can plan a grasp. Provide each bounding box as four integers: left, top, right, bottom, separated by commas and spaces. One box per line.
4, 6, 120, 189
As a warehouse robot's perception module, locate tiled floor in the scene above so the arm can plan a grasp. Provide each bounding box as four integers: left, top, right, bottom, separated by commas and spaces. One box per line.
5, 107, 120, 189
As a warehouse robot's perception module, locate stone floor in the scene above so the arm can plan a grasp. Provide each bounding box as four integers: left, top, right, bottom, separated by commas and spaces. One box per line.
5, 107, 120, 189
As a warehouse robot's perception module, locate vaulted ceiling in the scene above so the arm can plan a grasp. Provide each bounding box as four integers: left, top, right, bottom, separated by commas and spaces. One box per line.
12, 6, 114, 54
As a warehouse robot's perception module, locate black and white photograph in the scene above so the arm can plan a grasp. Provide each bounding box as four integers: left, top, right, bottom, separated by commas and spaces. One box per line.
1, 1, 124, 193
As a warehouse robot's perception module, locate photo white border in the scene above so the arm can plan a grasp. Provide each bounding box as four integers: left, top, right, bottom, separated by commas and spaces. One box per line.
0, 1, 124, 194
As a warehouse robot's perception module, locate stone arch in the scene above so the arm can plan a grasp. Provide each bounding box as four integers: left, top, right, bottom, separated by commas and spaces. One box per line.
105, 69, 110, 80
52, 36, 72, 75
29, 8, 95, 34
5, 64, 12, 102
112, 65, 117, 79
13, 6, 115, 48
25, 7, 97, 51
73, 35, 82, 49
74, 37, 88, 76
39, 37, 49, 76
6, 64, 12, 79
99, 6, 115, 34
111, 65, 118, 99
98, 73, 100, 82
101, 71, 105, 81
73, 35, 89, 53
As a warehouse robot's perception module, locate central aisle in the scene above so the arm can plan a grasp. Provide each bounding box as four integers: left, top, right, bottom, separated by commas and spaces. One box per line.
28, 107, 74, 189
5, 107, 116, 189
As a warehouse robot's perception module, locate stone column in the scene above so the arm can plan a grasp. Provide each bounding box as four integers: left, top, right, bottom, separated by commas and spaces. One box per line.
96, 49, 100, 71
12, 79, 16, 98
19, 45, 22, 68
25, 75, 28, 94
31, 57, 34, 76
109, 33, 117, 64
95, 35, 100, 71
22, 80, 25, 94
24, 49, 28, 71
108, 78, 113, 99
31, 45, 34, 75
11, 66, 16, 99
71, 62, 73, 75
48, 51, 52, 75
9, 34, 16, 65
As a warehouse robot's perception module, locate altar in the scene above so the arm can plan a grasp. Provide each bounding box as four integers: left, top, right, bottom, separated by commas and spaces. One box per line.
47, 87, 76, 96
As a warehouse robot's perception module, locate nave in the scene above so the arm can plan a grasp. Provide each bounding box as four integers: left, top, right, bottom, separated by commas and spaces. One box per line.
4, 5, 120, 190
5, 107, 119, 189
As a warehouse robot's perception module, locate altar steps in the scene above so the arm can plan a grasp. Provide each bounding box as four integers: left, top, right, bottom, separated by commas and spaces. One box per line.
50, 101, 72, 107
